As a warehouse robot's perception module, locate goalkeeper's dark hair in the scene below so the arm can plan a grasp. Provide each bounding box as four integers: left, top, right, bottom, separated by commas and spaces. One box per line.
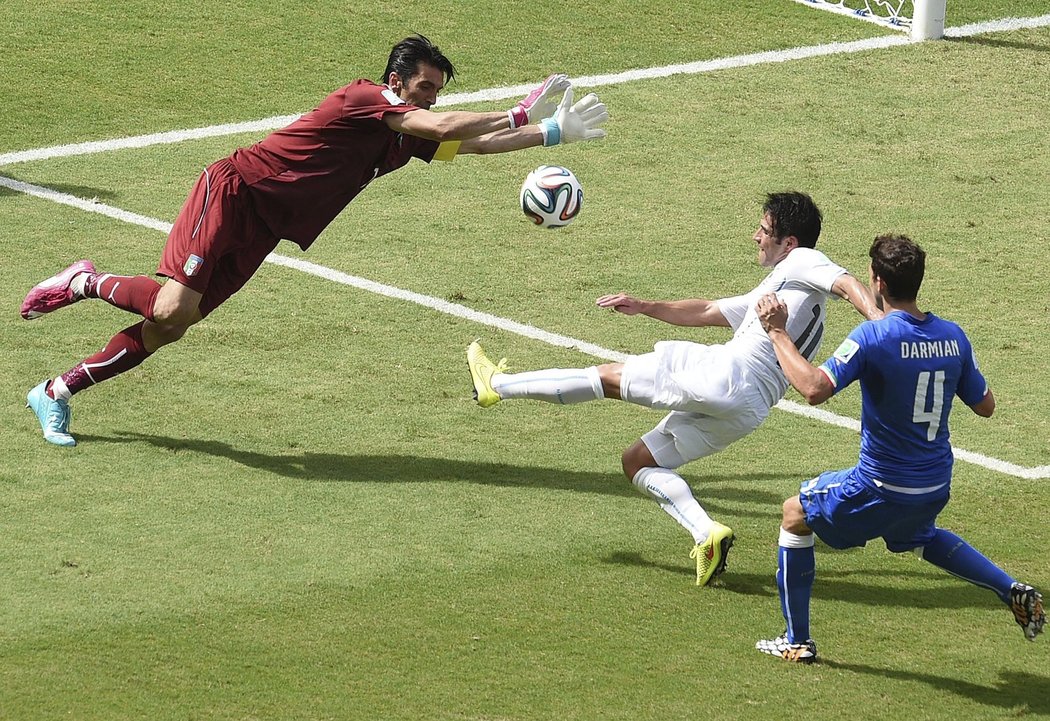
870, 234, 925, 301
764, 191, 822, 248
381, 34, 455, 85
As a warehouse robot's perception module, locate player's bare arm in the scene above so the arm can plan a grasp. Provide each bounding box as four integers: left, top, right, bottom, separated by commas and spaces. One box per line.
832, 273, 884, 321
458, 126, 545, 154
385, 69, 605, 150
970, 389, 995, 417
596, 294, 731, 328
385, 109, 517, 142
383, 64, 561, 141
756, 292, 835, 404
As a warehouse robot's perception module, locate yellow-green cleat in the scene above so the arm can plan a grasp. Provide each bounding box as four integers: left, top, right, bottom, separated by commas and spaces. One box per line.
690, 521, 735, 586
467, 340, 508, 409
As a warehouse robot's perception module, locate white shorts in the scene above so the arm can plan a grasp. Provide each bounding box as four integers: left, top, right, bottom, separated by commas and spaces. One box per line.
621, 341, 770, 468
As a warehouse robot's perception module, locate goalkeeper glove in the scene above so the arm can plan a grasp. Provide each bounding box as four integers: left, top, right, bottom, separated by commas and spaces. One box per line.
539, 87, 609, 145
508, 73, 570, 128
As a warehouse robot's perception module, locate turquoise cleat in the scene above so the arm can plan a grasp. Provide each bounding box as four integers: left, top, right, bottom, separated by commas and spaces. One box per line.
27, 381, 76, 447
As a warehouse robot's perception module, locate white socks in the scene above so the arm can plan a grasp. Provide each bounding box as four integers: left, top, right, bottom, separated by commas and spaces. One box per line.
49, 376, 72, 402
632, 467, 713, 544
69, 271, 91, 300
493, 366, 604, 404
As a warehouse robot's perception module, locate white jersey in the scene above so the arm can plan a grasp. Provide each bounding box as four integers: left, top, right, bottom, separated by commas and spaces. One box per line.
716, 247, 847, 408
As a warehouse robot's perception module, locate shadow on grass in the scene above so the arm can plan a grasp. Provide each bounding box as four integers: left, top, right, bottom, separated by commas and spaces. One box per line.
77, 431, 793, 510
605, 552, 1005, 610
823, 661, 1050, 715
949, 34, 1050, 54
0, 173, 120, 201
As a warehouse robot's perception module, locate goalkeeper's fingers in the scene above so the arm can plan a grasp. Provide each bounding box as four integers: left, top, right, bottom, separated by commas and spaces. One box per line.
583, 109, 609, 126
557, 85, 575, 115
579, 104, 608, 124
570, 92, 601, 112
542, 73, 570, 96
573, 94, 608, 128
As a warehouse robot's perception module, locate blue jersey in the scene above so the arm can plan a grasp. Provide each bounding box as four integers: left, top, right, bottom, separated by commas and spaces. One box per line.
819, 311, 988, 503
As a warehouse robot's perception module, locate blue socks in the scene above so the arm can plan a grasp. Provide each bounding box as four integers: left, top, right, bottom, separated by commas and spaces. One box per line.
777, 529, 816, 643
774, 527, 1016, 646
919, 528, 1016, 603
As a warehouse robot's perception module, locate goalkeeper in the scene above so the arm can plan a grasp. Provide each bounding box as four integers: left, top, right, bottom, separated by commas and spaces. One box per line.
21, 33, 608, 447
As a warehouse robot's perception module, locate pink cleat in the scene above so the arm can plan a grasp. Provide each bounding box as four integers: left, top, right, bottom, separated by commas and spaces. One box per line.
20, 260, 96, 320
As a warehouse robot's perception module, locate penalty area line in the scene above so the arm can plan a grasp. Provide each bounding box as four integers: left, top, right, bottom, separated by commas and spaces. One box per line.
2, 172, 1046, 480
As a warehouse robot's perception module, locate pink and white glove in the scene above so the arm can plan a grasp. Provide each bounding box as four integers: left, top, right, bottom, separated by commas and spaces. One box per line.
507, 73, 570, 128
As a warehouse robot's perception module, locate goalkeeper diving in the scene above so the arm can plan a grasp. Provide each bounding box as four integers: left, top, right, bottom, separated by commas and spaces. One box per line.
21, 33, 609, 447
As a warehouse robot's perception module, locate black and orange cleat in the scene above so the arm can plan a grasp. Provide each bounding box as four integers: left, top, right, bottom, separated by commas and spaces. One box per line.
1010, 583, 1045, 641
756, 633, 817, 664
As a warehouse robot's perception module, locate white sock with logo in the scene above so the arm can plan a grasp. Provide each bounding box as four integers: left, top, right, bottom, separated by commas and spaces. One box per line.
69, 272, 91, 299
49, 376, 72, 402
493, 366, 604, 404
632, 467, 713, 543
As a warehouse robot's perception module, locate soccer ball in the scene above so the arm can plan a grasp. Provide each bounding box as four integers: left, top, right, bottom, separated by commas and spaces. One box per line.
519, 165, 583, 228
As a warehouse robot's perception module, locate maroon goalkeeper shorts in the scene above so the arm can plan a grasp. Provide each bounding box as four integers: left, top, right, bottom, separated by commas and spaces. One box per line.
159, 158, 279, 317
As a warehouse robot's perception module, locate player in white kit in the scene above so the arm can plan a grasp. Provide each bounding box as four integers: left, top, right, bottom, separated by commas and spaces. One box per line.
467, 192, 883, 585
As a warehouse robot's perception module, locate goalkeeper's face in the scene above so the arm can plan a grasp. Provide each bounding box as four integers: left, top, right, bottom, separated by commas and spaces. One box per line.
391, 62, 446, 109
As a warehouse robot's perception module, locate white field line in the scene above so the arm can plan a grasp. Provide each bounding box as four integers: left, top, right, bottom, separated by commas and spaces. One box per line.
3, 171, 1047, 480
3, 13, 1049, 168
4, 14, 1049, 478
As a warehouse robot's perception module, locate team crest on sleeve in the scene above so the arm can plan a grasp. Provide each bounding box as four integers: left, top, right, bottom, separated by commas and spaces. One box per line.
183, 254, 204, 277
833, 338, 860, 364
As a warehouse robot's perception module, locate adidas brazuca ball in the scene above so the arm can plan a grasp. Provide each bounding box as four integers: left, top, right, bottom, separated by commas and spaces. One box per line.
519, 165, 583, 228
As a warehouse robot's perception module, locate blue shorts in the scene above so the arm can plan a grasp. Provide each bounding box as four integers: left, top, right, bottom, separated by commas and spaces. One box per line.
799, 468, 948, 552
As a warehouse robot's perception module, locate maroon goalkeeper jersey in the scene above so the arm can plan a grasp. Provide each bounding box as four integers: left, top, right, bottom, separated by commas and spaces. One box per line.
229, 80, 439, 249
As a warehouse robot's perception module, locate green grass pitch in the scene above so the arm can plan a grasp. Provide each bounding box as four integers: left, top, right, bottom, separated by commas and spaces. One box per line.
2, 1, 1049, 719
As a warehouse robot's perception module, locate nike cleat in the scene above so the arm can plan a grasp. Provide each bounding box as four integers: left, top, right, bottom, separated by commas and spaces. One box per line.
756, 633, 817, 664
467, 340, 508, 409
21, 259, 96, 319
691, 521, 735, 586
1010, 583, 1045, 641
27, 381, 76, 447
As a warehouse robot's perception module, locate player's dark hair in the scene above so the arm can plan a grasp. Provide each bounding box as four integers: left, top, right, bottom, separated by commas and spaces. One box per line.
869, 234, 925, 301
381, 34, 455, 85
764, 191, 822, 248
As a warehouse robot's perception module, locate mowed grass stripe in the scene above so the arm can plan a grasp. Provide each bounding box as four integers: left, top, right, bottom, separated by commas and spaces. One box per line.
2, 171, 1045, 478
3, 12, 1049, 167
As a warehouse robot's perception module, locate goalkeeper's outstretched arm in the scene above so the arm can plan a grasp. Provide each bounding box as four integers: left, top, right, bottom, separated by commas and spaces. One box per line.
454, 87, 609, 156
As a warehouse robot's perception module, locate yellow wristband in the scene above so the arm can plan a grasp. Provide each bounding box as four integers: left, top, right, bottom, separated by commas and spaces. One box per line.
433, 140, 461, 162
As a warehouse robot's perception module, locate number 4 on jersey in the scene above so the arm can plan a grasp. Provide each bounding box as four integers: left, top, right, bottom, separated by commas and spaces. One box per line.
913, 370, 946, 441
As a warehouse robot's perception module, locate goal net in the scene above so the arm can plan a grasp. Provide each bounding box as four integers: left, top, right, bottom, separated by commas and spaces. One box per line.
792, 0, 946, 39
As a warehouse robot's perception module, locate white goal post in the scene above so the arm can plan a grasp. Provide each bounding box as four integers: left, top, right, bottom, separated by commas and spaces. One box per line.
792, 0, 947, 40
911, 0, 947, 40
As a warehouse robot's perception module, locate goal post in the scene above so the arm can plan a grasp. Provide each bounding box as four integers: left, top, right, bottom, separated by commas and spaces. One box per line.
911, 0, 946, 40
792, 1, 948, 40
